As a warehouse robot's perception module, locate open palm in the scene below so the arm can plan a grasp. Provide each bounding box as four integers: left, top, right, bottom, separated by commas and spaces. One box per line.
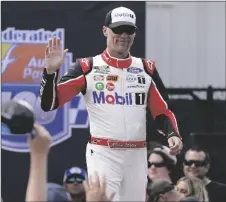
45, 37, 68, 74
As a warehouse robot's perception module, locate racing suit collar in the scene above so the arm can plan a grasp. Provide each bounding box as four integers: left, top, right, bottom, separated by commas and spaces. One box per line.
101, 49, 132, 68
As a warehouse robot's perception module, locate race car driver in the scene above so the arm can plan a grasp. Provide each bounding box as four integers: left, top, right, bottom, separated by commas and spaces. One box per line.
39, 6, 183, 202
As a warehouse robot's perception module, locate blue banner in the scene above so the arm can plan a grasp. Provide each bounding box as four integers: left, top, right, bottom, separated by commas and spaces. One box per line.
1, 28, 89, 152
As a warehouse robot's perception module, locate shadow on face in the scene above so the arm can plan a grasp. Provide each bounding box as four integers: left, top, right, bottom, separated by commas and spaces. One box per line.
102, 25, 136, 55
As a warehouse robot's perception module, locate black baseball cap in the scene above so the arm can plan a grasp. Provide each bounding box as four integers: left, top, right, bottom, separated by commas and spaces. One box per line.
63, 167, 87, 183
2, 100, 34, 134
104, 7, 137, 28
148, 180, 175, 199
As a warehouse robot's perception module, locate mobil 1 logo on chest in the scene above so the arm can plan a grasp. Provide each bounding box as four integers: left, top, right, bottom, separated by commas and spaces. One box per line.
93, 91, 145, 105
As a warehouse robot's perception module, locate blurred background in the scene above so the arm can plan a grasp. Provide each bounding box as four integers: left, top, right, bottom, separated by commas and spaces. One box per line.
1, 1, 226, 201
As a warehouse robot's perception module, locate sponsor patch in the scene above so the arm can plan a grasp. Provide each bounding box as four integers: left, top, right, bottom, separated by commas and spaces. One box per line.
127, 67, 143, 74
106, 75, 119, 82
95, 82, 104, 91
106, 82, 115, 91
93, 66, 110, 74
93, 92, 133, 105
127, 85, 145, 88
92, 91, 145, 105
137, 75, 146, 84
94, 75, 104, 81
126, 74, 137, 82
78, 58, 91, 73
144, 59, 155, 74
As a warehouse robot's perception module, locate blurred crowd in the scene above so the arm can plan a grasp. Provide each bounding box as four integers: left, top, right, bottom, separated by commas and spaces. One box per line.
16, 124, 226, 202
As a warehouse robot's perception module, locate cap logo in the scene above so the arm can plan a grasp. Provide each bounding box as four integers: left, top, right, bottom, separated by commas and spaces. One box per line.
114, 13, 134, 19
70, 167, 81, 174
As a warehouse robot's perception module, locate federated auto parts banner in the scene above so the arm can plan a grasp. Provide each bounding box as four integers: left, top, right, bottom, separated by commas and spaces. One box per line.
1, 27, 89, 152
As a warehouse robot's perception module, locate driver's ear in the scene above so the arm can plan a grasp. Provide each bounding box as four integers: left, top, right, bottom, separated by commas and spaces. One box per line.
102, 26, 108, 37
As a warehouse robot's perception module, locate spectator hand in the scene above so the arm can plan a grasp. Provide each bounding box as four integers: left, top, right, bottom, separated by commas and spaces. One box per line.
83, 172, 115, 202
168, 136, 183, 155
28, 124, 52, 155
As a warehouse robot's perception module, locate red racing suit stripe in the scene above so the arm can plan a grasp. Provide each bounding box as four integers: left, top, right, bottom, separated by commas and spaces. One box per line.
143, 58, 181, 139
57, 75, 85, 108
148, 81, 180, 138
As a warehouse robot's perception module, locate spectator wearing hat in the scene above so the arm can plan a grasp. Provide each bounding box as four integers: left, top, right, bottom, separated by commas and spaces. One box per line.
147, 179, 183, 202
63, 167, 87, 202
1, 101, 64, 202
147, 144, 177, 184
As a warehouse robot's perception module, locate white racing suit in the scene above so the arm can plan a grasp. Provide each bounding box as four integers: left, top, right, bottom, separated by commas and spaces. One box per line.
40, 49, 181, 201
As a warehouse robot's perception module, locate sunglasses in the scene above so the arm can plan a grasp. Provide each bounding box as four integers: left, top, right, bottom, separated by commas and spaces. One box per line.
65, 175, 85, 184
184, 160, 207, 167
111, 26, 137, 35
148, 161, 166, 168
